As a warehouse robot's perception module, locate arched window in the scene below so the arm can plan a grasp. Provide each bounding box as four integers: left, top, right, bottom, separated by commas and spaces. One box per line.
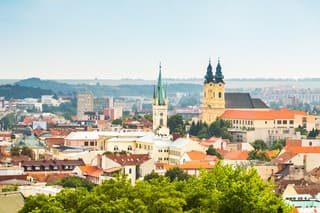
128, 145, 132, 151
114, 145, 119, 151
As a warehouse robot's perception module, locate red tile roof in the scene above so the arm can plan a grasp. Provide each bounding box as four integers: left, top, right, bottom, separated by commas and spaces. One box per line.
286, 139, 302, 147
285, 146, 320, 154
222, 150, 249, 160
79, 165, 103, 177
105, 154, 150, 166
221, 108, 307, 120
272, 152, 297, 164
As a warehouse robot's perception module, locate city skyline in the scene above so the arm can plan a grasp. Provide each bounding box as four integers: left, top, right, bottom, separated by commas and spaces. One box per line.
1, 0, 320, 80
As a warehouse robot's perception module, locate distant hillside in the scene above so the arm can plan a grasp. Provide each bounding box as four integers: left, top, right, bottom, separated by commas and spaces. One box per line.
0, 84, 54, 99
15, 78, 203, 96
16, 78, 77, 95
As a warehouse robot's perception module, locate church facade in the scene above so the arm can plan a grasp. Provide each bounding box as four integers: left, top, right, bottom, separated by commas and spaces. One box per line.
201, 60, 269, 124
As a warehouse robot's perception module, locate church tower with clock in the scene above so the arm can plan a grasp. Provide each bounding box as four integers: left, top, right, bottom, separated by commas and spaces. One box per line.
201, 59, 226, 124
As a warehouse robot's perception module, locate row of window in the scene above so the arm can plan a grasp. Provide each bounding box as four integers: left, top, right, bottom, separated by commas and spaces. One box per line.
138, 144, 152, 150
276, 120, 294, 125
114, 145, 133, 151
24, 165, 74, 171
158, 149, 169, 152
233, 120, 253, 125
84, 141, 97, 146
158, 157, 169, 161
204, 91, 222, 98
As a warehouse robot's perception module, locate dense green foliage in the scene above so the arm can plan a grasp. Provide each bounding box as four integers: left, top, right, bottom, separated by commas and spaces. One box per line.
206, 145, 223, 159
0, 84, 53, 99
308, 128, 320, 139
248, 150, 271, 161
55, 176, 95, 191
112, 118, 123, 125
10, 146, 34, 159
295, 125, 308, 136
252, 139, 268, 151
165, 168, 189, 182
168, 114, 185, 135
42, 98, 76, 120
270, 139, 286, 150
189, 119, 232, 140
20, 163, 291, 213
0, 113, 16, 130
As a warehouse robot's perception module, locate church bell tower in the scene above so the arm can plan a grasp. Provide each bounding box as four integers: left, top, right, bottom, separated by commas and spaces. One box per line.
153, 64, 169, 136
201, 59, 226, 124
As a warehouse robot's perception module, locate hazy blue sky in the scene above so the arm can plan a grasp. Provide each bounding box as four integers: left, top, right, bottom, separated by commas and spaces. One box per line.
1, 0, 320, 79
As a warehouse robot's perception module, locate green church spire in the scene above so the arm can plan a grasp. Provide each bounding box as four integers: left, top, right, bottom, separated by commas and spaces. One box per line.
155, 63, 166, 105
204, 59, 215, 83
215, 58, 224, 83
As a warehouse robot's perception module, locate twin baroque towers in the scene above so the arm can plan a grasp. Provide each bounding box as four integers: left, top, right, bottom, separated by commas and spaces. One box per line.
152, 60, 225, 135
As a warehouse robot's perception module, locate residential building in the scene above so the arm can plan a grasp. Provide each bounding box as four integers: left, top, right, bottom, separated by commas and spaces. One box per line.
100, 153, 153, 184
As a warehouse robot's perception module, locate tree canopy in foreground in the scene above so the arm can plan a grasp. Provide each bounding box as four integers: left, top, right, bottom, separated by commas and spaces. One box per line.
20, 163, 291, 213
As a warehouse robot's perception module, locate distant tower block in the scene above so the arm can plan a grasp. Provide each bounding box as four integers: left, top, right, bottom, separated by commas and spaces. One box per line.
152, 64, 169, 136
77, 91, 94, 120
201, 59, 225, 124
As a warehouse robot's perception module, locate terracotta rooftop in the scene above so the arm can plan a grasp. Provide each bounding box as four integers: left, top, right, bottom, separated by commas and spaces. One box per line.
272, 152, 297, 164
105, 154, 150, 166
286, 139, 302, 147
79, 165, 103, 177
222, 150, 248, 160
221, 108, 307, 120
285, 146, 320, 154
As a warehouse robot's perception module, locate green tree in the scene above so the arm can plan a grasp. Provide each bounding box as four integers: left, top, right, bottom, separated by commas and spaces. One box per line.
56, 176, 94, 191
165, 167, 189, 182
295, 125, 308, 136
270, 139, 285, 150
248, 150, 271, 161
168, 114, 185, 135
144, 170, 160, 182
308, 128, 319, 139
144, 114, 153, 122
21, 146, 34, 159
0, 113, 16, 130
252, 139, 268, 150
10, 146, 20, 156
206, 145, 223, 159
112, 118, 123, 125
20, 164, 292, 213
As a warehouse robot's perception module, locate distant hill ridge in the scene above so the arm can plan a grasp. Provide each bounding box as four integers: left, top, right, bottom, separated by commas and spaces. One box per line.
15, 78, 203, 96
0, 84, 53, 99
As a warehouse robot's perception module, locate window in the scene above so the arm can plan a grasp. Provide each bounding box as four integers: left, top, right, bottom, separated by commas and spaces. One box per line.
277, 120, 281, 124
90, 141, 94, 146
309, 141, 312, 146
128, 145, 132, 151
138, 144, 141, 148
265, 121, 267, 124
114, 146, 119, 151
283, 120, 287, 125
218, 92, 222, 98
290, 120, 294, 125
129, 168, 132, 174
84, 141, 89, 146
160, 118, 163, 126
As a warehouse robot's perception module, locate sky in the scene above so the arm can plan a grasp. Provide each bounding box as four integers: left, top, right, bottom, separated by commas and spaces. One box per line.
1, 0, 320, 80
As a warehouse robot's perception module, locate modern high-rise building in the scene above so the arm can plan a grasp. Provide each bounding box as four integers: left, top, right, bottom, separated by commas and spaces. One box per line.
77, 92, 94, 120
152, 64, 169, 136
94, 96, 113, 114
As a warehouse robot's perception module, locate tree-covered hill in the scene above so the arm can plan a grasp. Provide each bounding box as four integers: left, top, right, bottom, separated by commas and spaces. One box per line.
16, 78, 203, 96
0, 84, 53, 99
